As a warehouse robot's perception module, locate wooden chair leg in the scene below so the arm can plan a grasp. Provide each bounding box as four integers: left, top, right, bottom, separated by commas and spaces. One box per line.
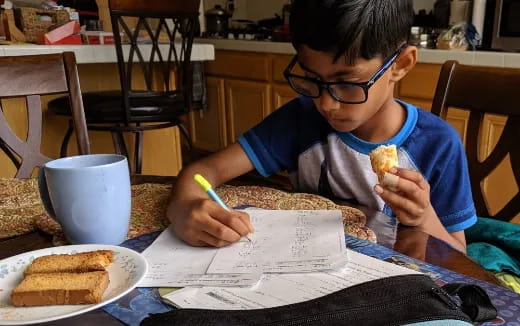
134, 130, 143, 174
178, 123, 192, 151
111, 131, 122, 155
111, 130, 132, 172
110, 131, 129, 156
60, 120, 74, 158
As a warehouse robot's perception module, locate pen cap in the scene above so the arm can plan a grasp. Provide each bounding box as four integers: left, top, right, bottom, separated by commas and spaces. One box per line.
194, 173, 212, 192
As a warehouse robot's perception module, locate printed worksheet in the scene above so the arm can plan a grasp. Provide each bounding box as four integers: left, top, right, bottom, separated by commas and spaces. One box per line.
162, 250, 422, 310
206, 210, 347, 274
140, 209, 346, 287
140, 227, 260, 287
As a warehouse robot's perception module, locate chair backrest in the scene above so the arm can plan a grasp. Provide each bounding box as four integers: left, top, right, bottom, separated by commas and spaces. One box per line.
0, 52, 90, 178
431, 60, 520, 222
108, 0, 200, 124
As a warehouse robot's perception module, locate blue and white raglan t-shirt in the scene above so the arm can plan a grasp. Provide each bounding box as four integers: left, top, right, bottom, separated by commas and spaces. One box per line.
238, 97, 477, 233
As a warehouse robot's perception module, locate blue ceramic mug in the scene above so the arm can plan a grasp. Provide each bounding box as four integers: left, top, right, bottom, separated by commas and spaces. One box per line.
38, 154, 131, 245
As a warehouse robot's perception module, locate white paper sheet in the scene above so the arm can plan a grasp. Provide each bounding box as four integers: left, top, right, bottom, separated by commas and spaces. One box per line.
206, 210, 347, 274
140, 227, 260, 287
162, 250, 422, 310
140, 209, 347, 287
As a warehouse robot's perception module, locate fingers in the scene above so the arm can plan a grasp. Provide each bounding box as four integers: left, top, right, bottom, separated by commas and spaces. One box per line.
374, 184, 425, 224
198, 231, 232, 247
178, 200, 253, 247
238, 211, 255, 233
211, 208, 253, 236
374, 168, 434, 227
391, 168, 429, 191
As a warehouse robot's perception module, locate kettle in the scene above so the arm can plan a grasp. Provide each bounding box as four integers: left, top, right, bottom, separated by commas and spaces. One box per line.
205, 5, 230, 35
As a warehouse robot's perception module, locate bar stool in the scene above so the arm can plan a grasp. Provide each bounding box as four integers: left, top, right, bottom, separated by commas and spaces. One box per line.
48, 0, 201, 173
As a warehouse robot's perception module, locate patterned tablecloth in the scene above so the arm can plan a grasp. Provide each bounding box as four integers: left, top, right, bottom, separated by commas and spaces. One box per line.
0, 178, 376, 244
104, 232, 520, 326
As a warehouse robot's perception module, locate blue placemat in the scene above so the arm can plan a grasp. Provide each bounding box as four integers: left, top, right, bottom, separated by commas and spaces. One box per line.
104, 232, 520, 326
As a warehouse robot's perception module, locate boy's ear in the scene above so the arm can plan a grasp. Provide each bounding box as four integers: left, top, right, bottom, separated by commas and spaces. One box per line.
390, 46, 417, 83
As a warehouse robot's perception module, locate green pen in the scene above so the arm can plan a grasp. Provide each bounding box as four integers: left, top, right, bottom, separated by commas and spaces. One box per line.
194, 173, 252, 242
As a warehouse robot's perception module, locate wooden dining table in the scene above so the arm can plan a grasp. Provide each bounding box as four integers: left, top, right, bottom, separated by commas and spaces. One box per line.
0, 173, 504, 326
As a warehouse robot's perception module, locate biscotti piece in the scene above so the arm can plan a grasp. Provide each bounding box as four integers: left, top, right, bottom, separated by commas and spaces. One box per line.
11, 271, 109, 306
24, 250, 114, 275
369, 144, 399, 181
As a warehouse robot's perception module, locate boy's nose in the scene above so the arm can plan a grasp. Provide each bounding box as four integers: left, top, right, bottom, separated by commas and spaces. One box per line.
316, 91, 340, 112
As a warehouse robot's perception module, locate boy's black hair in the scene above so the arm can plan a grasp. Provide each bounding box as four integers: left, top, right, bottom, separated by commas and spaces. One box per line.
290, 0, 413, 64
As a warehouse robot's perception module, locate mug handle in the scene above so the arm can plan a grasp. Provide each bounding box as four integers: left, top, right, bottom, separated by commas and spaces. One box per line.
37, 167, 58, 222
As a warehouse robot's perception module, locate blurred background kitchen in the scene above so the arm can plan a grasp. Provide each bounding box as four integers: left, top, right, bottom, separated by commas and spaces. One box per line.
198, 0, 519, 51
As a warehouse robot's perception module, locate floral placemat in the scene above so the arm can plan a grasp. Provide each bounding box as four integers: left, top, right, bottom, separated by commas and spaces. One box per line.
0, 178, 46, 238
0, 178, 376, 245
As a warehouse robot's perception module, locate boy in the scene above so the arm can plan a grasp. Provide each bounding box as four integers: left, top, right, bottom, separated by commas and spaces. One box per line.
167, 0, 476, 252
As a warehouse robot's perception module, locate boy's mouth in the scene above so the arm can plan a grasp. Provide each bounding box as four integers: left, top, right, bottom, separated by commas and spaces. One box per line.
326, 115, 352, 123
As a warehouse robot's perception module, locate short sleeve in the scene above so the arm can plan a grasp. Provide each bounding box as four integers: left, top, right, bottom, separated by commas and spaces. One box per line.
429, 135, 477, 233
238, 98, 303, 177
238, 97, 329, 177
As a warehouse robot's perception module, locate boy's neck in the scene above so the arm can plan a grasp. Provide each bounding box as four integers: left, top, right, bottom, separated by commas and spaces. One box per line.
351, 98, 407, 143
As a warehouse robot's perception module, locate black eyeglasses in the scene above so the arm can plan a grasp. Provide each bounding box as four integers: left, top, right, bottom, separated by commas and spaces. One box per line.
283, 44, 407, 104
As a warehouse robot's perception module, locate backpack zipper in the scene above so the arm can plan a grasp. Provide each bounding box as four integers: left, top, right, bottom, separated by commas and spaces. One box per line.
263, 289, 468, 326
431, 287, 458, 310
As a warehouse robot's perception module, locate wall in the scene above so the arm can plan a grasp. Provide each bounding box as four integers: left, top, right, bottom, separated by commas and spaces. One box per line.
203, 0, 288, 22
414, 0, 435, 12
203, 0, 437, 22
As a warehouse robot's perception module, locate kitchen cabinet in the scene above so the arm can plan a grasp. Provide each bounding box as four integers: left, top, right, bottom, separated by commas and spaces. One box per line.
272, 84, 298, 110
189, 76, 228, 152
190, 50, 291, 151
225, 79, 271, 143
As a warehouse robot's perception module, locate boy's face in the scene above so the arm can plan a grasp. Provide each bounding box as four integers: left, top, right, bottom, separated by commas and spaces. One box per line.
296, 45, 396, 133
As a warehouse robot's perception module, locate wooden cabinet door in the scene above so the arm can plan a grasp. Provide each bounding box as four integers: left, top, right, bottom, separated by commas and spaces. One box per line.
272, 84, 298, 113
189, 76, 228, 152
225, 79, 271, 143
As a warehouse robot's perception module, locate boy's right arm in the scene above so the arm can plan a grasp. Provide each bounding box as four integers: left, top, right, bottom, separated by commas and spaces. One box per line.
167, 143, 256, 247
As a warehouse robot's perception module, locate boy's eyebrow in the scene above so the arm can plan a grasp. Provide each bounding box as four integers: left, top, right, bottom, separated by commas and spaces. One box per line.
297, 60, 357, 79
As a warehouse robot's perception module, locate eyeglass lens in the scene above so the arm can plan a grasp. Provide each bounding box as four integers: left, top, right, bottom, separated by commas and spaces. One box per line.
289, 75, 367, 103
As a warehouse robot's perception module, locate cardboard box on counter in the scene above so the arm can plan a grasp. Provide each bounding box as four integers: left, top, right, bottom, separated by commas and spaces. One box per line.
81, 31, 119, 44
37, 20, 80, 44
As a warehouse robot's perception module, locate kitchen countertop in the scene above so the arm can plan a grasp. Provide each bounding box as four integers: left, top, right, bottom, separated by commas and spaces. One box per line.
0, 43, 215, 63
195, 38, 520, 68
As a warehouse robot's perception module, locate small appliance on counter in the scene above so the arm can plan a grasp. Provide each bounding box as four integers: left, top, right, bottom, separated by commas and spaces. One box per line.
490, 0, 520, 51
204, 5, 230, 38
409, 26, 437, 49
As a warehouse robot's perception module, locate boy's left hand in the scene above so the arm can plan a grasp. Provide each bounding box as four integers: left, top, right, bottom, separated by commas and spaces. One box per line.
374, 167, 436, 228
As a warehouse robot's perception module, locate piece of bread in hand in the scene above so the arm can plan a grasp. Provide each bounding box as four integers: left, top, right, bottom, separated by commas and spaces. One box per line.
11, 271, 109, 306
24, 250, 114, 275
370, 144, 399, 189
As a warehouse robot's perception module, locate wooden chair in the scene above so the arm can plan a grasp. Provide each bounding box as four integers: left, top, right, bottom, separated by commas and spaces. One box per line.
0, 52, 90, 178
431, 60, 520, 222
48, 0, 201, 174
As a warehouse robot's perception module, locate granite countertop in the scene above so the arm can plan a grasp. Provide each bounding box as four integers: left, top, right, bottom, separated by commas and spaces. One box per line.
195, 38, 520, 69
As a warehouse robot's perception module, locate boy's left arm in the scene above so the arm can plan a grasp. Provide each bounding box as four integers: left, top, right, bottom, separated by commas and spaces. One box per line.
374, 168, 467, 253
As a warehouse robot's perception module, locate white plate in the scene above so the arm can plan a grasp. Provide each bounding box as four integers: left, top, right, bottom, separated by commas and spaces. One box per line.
0, 244, 148, 325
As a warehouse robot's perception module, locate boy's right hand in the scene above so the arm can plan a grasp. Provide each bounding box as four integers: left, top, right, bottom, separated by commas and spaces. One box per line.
170, 198, 253, 247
